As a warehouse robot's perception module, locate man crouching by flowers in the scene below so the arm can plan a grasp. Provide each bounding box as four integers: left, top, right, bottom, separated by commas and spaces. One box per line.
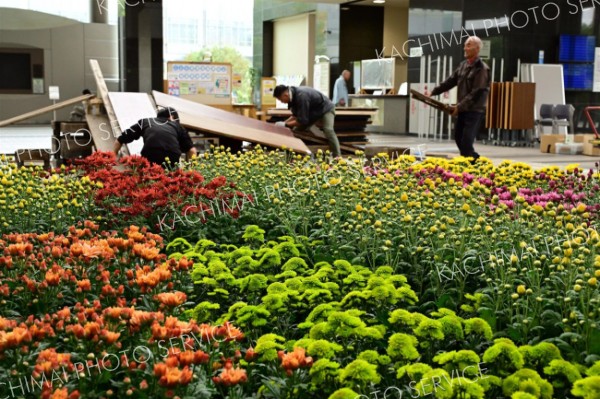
114, 107, 197, 168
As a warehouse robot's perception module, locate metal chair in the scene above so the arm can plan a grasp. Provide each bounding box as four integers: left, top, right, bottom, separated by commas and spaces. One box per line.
537, 104, 554, 136
552, 104, 575, 135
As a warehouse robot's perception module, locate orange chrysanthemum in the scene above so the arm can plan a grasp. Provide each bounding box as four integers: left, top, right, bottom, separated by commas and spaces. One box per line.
278, 347, 313, 371
212, 365, 248, 386
156, 291, 187, 307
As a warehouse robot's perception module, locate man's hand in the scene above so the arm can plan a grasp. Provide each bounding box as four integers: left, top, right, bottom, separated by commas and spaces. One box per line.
113, 140, 122, 156
448, 106, 458, 116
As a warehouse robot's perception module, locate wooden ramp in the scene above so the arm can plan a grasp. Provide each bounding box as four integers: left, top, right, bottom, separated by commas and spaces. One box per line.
152, 91, 310, 154
0, 94, 94, 127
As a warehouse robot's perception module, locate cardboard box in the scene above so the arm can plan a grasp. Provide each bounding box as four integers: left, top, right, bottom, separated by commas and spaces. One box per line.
574, 134, 597, 144
540, 134, 564, 154
583, 142, 600, 156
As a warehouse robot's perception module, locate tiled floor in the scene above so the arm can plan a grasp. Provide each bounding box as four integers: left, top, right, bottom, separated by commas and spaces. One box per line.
366, 134, 600, 170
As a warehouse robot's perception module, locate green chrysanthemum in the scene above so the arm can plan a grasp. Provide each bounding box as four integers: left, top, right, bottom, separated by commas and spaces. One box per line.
387, 333, 419, 362
571, 376, 600, 398
310, 358, 341, 385
328, 388, 361, 399
254, 333, 286, 361
502, 369, 553, 399
339, 359, 381, 386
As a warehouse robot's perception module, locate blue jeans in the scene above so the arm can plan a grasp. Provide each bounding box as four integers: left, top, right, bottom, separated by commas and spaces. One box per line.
455, 111, 483, 159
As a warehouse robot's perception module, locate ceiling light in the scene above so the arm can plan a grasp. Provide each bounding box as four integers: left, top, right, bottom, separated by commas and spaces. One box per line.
373, 0, 385, 3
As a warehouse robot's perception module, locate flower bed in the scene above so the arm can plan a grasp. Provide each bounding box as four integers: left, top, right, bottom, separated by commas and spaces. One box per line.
2, 147, 600, 398
0, 223, 301, 399
0, 161, 99, 235
186, 149, 600, 362
75, 152, 251, 240
168, 226, 600, 399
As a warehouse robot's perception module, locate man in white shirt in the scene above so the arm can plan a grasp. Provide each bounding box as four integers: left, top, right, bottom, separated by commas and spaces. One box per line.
332, 70, 351, 107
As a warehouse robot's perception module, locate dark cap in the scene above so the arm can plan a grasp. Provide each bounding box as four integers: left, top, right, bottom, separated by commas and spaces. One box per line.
157, 106, 179, 120
273, 85, 288, 98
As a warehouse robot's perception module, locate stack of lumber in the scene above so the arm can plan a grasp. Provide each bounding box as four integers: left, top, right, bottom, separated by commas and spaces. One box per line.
266, 108, 377, 154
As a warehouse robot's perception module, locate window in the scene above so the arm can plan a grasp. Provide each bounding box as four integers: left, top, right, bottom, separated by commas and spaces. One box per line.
167, 17, 198, 45
0, 47, 44, 94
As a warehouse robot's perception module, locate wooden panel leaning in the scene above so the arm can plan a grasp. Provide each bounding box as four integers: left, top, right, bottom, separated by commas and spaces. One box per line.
485, 82, 535, 130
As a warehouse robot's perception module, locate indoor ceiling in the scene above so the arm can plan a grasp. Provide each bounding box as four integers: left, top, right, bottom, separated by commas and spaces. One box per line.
294, 0, 410, 7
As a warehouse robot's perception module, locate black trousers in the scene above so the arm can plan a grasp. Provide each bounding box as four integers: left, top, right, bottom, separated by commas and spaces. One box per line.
455, 111, 483, 159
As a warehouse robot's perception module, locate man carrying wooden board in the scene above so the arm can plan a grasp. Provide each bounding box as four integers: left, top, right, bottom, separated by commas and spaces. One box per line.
113, 107, 197, 167
428, 36, 490, 162
273, 85, 341, 157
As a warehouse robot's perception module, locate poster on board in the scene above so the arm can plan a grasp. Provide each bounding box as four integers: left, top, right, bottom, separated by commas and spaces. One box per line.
166, 62, 232, 105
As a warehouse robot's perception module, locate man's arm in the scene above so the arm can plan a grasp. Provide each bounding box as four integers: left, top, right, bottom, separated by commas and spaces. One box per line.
333, 78, 342, 105
114, 119, 145, 155
430, 67, 459, 96
175, 123, 196, 159
292, 93, 311, 125
456, 66, 489, 112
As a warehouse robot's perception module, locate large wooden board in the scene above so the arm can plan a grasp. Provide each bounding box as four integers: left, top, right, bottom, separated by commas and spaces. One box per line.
154, 91, 293, 137
0, 94, 94, 127
108, 92, 158, 155
85, 113, 118, 153
152, 91, 310, 154
89, 59, 129, 155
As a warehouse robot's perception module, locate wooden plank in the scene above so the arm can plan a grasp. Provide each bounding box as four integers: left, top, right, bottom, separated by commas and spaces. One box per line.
410, 89, 452, 114
293, 131, 360, 154
335, 132, 370, 137
485, 83, 494, 128
152, 92, 310, 154
85, 113, 118, 153
153, 91, 293, 137
0, 94, 94, 127
267, 108, 378, 117
508, 83, 535, 130
89, 59, 129, 155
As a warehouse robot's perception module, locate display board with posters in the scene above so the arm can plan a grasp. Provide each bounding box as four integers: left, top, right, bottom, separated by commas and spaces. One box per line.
261, 77, 277, 108
166, 62, 232, 106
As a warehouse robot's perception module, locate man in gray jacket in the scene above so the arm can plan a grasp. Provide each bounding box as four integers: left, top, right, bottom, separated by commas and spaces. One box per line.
274, 85, 341, 157
430, 36, 490, 161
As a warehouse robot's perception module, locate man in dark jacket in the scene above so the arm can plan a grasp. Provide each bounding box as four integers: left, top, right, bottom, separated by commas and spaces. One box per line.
430, 36, 490, 161
274, 85, 341, 157
113, 107, 197, 167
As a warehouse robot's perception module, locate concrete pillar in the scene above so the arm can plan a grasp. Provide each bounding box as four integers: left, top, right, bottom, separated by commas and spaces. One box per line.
91, 0, 109, 24
138, 7, 152, 93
